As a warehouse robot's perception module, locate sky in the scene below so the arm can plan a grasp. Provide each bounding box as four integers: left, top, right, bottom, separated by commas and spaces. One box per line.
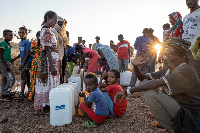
0, 0, 197, 47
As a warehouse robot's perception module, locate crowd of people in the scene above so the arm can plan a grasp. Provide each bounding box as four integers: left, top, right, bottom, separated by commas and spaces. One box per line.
0, 0, 200, 132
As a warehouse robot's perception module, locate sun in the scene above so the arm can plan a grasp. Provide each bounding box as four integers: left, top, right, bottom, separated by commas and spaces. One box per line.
155, 44, 162, 51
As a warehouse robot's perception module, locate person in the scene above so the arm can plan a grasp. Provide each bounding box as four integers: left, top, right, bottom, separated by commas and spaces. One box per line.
148, 28, 161, 73
73, 37, 83, 47
99, 69, 127, 116
115, 38, 200, 133
162, 23, 170, 42
82, 40, 86, 47
182, 0, 200, 78
96, 43, 119, 72
79, 73, 109, 127
92, 36, 100, 52
89, 44, 92, 49
75, 44, 101, 73
66, 46, 77, 75
34, 11, 60, 114
110, 40, 115, 52
0, 30, 15, 101
28, 31, 42, 101
115, 34, 130, 72
164, 12, 184, 42
13, 27, 32, 98
130, 28, 151, 87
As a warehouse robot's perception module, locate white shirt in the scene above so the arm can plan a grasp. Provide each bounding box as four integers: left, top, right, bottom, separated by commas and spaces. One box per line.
182, 8, 200, 49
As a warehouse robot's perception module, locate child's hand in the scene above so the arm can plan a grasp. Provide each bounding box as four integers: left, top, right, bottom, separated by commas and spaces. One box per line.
101, 71, 107, 79
101, 81, 107, 88
79, 91, 85, 97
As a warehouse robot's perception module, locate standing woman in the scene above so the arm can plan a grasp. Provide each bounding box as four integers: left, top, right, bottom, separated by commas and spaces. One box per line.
75, 45, 101, 73
34, 11, 60, 114
29, 31, 42, 101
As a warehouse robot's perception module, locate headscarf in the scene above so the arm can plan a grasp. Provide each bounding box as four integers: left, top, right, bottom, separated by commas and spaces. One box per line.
95, 43, 119, 70
165, 12, 184, 42
164, 37, 191, 52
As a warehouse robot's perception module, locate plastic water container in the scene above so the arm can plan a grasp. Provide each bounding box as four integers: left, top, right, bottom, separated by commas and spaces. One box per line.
72, 66, 80, 75
68, 75, 81, 93
59, 83, 75, 116
120, 71, 132, 86
49, 86, 72, 126
68, 82, 78, 106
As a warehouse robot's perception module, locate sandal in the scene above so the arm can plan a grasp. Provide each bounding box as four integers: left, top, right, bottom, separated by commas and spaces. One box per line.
83, 121, 97, 128
152, 122, 162, 128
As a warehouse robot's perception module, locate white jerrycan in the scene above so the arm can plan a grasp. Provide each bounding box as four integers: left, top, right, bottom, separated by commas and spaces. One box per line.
68, 75, 81, 93
120, 71, 132, 86
49, 86, 72, 126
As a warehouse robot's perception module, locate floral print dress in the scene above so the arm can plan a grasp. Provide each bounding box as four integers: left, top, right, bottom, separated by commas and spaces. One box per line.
34, 27, 60, 111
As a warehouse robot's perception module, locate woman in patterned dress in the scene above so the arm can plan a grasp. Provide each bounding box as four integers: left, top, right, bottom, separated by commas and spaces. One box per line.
34, 11, 60, 114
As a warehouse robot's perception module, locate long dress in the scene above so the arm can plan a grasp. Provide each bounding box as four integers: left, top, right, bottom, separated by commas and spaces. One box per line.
29, 41, 42, 101
83, 47, 100, 73
34, 27, 60, 111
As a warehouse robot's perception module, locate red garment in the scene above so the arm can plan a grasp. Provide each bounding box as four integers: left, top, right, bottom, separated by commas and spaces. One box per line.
80, 103, 107, 124
106, 83, 127, 116
83, 47, 101, 73
115, 40, 130, 59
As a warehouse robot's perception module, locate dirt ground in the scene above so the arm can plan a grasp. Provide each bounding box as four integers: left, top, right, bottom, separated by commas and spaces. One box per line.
0, 93, 159, 133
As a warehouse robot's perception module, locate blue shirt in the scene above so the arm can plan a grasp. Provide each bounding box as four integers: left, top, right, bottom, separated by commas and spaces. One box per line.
134, 36, 152, 55
19, 38, 32, 63
88, 88, 109, 116
67, 47, 76, 62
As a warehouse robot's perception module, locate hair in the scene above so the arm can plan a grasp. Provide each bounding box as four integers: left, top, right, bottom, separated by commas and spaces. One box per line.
109, 69, 120, 78
110, 40, 114, 42
89, 44, 92, 45
19, 27, 27, 34
3, 29, 13, 36
78, 37, 82, 40
95, 36, 100, 40
162, 23, 170, 30
118, 34, 123, 39
36, 31, 40, 37
82, 40, 86, 42
148, 28, 154, 34
43, 11, 57, 24
142, 28, 149, 34
85, 73, 98, 84
75, 44, 83, 51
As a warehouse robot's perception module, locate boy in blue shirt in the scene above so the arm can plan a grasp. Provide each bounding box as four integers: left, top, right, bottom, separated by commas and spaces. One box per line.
0, 30, 15, 101
79, 73, 109, 127
13, 27, 32, 98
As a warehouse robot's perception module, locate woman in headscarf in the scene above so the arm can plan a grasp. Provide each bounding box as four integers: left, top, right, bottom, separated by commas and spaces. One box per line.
164, 12, 184, 42
95, 43, 119, 72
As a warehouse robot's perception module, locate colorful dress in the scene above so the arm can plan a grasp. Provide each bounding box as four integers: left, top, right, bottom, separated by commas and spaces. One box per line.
34, 27, 60, 111
29, 41, 42, 100
83, 47, 100, 73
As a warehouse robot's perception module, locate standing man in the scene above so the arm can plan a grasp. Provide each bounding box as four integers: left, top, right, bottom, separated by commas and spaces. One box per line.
73, 37, 83, 47
92, 36, 101, 52
182, 0, 200, 77
13, 27, 32, 98
110, 40, 116, 52
129, 28, 152, 87
115, 34, 130, 72
82, 40, 86, 47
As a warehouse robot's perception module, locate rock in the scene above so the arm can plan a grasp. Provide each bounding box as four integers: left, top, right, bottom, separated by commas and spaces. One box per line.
0, 115, 8, 123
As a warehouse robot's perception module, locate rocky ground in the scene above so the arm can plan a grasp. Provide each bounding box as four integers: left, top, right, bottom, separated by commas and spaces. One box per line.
0, 93, 159, 133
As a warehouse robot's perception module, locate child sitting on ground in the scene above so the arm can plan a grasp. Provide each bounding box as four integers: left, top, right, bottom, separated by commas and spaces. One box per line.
99, 69, 127, 116
79, 73, 109, 127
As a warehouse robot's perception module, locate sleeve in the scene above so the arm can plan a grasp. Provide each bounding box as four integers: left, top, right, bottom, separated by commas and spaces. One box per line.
106, 85, 113, 92
0, 42, 6, 49
41, 29, 52, 47
88, 91, 95, 102
163, 64, 197, 95
25, 41, 31, 51
150, 68, 168, 80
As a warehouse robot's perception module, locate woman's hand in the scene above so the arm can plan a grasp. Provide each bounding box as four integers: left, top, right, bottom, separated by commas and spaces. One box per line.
114, 90, 127, 103
131, 53, 147, 66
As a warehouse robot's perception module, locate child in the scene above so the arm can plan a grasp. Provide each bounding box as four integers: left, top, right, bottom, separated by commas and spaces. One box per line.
0, 30, 15, 101
79, 73, 109, 127
99, 69, 127, 116
13, 27, 32, 98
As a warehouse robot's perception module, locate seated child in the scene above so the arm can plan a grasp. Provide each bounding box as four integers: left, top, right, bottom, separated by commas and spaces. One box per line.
79, 73, 109, 127
99, 69, 127, 116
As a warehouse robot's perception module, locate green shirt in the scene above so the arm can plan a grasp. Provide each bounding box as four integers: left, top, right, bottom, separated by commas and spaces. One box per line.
0, 40, 12, 63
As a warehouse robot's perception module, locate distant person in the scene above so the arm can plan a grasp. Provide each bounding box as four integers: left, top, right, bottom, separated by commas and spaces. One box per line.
99, 69, 127, 116
34, 11, 60, 114
130, 28, 151, 87
164, 12, 183, 42
148, 28, 161, 73
67, 46, 77, 75
89, 44, 92, 49
79, 73, 109, 127
110, 40, 115, 52
182, 0, 200, 78
73, 37, 83, 47
82, 40, 86, 47
13, 27, 32, 98
0, 30, 15, 101
115, 34, 130, 72
92, 36, 101, 52
162, 23, 170, 42
28, 31, 42, 101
